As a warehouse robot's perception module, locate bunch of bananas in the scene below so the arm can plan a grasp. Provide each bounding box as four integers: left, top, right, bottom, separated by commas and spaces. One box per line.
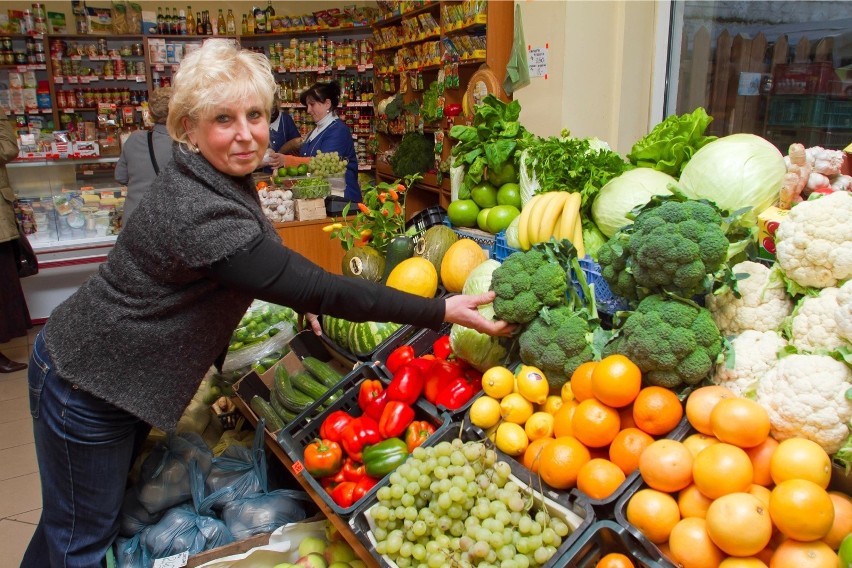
517, 192, 584, 256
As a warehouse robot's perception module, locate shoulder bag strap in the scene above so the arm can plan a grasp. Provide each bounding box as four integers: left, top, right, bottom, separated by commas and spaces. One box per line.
147, 130, 159, 175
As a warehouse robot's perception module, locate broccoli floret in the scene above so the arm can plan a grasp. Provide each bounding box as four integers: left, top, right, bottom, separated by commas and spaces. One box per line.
519, 306, 595, 389
607, 295, 722, 389
597, 233, 643, 303
628, 200, 729, 298
490, 250, 568, 324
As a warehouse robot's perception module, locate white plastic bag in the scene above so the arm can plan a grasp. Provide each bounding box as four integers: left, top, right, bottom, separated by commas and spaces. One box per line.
193, 519, 327, 568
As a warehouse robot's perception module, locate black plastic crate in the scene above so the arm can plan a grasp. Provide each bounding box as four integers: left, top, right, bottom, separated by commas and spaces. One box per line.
613, 472, 680, 568
276, 363, 449, 518
348, 421, 595, 568
553, 520, 668, 568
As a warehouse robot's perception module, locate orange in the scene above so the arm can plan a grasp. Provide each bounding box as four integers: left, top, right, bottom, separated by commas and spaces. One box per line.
745, 437, 779, 487
522, 437, 554, 473
609, 427, 654, 476
552, 399, 578, 438
824, 491, 852, 549
668, 517, 726, 568
705, 492, 773, 557
570, 361, 597, 402
685, 385, 735, 435
682, 433, 719, 458
769, 539, 837, 568
638, 439, 694, 493
576, 458, 626, 500
595, 553, 634, 568
710, 397, 771, 448
632, 386, 684, 436
590, 354, 642, 408
678, 483, 714, 519
537, 436, 591, 490
618, 404, 637, 430
769, 479, 835, 542
748, 484, 772, 508
572, 399, 621, 448
769, 438, 832, 489
625, 488, 681, 544
692, 443, 753, 499
718, 558, 768, 568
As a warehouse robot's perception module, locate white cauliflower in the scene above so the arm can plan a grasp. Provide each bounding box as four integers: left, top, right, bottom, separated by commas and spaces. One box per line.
837, 280, 852, 344
755, 353, 852, 454
713, 330, 787, 398
705, 261, 793, 336
775, 191, 852, 289
788, 287, 850, 352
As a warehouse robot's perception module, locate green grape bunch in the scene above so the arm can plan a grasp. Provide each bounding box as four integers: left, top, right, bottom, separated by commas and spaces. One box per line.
369, 439, 574, 568
308, 150, 348, 177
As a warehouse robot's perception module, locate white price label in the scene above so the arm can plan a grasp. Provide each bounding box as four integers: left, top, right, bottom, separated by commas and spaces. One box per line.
152, 551, 188, 568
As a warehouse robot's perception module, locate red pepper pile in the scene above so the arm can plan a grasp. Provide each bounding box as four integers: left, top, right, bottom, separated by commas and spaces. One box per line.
303, 377, 436, 509
385, 334, 483, 410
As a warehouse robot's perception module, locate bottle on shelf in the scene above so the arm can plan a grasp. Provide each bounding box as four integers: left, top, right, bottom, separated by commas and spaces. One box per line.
195, 11, 203, 35
254, 5, 266, 35
157, 7, 164, 34
241, 14, 248, 35
226, 9, 236, 35
246, 10, 255, 35
165, 8, 173, 35
217, 9, 226, 35
204, 10, 213, 35
178, 10, 186, 35
265, 0, 275, 33
186, 8, 194, 35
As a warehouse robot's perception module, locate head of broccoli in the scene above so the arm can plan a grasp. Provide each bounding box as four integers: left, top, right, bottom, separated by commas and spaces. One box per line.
490, 249, 568, 324
518, 305, 596, 389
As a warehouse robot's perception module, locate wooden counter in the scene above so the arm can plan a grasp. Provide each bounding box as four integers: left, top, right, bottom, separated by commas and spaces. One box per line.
274, 217, 346, 275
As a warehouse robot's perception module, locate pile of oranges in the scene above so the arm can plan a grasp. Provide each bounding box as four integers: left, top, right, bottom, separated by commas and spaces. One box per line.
624, 384, 852, 567
469, 354, 686, 501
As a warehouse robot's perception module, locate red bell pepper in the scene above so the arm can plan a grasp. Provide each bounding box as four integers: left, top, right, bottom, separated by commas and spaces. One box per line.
432, 335, 453, 360
341, 458, 366, 482
340, 416, 382, 461
385, 345, 415, 374
409, 354, 436, 373
435, 375, 477, 410
320, 467, 346, 489
378, 400, 415, 438
405, 420, 436, 452
423, 358, 464, 404
303, 439, 344, 478
319, 410, 354, 444
330, 481, 357, 508
358, 380, 384, 412
386, 364, 424, 405
352, 475, 379, 501
363, 388, 389, 422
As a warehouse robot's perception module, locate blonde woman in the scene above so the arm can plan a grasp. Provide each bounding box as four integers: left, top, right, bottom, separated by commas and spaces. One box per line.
23, 39, 511, 565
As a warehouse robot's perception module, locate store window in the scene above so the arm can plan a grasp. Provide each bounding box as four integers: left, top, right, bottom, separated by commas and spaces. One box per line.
665, 1, 851, 152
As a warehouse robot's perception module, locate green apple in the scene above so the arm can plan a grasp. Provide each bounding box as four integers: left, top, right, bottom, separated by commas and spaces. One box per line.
324, 521, 343, 542
273, 564, 299, 568
324, 541, 357, 565
328, 563, 351, 568
298, 536, 327, 558
476, 207, 491, 231
278, 167, 288, 177
348, 561, 366, 568
296, 553, 327, 568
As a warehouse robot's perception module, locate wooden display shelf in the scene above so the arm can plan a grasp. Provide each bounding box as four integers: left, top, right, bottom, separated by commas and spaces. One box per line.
231, 396, 380, 568
274, 216, 346, 275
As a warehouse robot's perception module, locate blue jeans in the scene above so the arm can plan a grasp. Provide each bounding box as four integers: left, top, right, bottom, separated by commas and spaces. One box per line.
22, 330, 151, 568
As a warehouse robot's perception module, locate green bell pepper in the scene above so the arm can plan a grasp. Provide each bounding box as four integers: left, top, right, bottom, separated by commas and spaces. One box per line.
362, 437, 409, 477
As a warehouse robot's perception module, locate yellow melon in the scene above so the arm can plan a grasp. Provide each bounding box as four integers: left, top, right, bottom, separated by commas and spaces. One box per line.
386, 257, 438, 298
440, 238, 488, 293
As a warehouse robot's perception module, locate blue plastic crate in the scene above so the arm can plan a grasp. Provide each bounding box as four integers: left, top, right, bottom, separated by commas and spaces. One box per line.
573, 256, 633, 315
444, 218, 496, 258
493, 230, 521, 262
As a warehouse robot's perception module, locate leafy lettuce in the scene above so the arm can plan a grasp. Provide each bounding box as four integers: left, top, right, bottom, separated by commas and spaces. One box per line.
627, 107, 717, 177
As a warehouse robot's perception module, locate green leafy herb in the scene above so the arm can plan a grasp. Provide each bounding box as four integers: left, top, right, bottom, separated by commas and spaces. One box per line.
627, 107, 717, 176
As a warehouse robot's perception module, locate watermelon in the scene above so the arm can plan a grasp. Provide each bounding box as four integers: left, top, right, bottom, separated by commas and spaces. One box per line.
322, 315, 351, 350
415, 225, 458, 285
347, 321, 402, 357
341, 246, 385, 281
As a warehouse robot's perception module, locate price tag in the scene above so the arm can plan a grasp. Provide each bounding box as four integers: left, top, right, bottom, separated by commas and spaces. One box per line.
100, 191, 114, 198
337, 65, 346, 71
54, 77, 64, 84
63, 108, 74, 113
30, 64, 46, 71
68, 76, 78, 84
116, 74, 126, 80
292, 461, 304, 476
365, 64, 373, 69
135, 76, 146, 83
154, 64, 164, 72
71, 55, 82, 61
152, 552, 188, 568
16, 65, 27, 72
357, 65, 366, 72
80, 77, 91, 83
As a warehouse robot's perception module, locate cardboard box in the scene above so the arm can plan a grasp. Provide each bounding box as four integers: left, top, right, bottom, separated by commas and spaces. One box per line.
757, 205, 791, 261
294, 198, 327, 221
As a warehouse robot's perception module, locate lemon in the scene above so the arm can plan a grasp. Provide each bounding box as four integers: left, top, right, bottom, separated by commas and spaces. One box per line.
524, 412, 555, 441
469, 396, 502, 429
482, 366, 515, 399
561, 382, 575, 403
516, 365, 549, 405
494, 422, 529, 456
500, 393, 534, 424
539, 395, 564, 415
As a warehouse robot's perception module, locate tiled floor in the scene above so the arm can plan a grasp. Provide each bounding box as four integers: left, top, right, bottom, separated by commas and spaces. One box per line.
0, 326, 41, 568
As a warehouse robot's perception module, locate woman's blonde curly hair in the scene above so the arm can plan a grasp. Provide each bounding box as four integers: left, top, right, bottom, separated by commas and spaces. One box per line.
167, 39, 276, 147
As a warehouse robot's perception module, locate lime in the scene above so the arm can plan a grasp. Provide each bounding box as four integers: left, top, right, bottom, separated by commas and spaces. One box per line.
286, 166, 299, 177
476, 208, 491, 232
277, 167, 288, 177
841, 534, 852, 568
272, 176, 284, 186
447, 199, 480, 228
497, 182, 522, 209
471, 182, 498, 209
488, 163, 518, 187
297, 163, 309, 175
486, 204, 521, 234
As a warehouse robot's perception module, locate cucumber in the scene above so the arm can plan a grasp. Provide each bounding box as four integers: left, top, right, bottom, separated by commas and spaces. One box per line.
301, 356, 344, 388
274, 365, 315, 413
270, 390, 298, 423
291, 370, 329, 400
381, 235, 415, 284
249, 395, 285, 432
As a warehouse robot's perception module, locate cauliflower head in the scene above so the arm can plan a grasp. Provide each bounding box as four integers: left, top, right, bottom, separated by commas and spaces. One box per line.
705, 261, 793, 336
713, 330, 787, 398
788, 287, 851, 352
490, 249, 568, 324
837, 280, 852, 344
518, 305, 595, 389
755, 353, 852, 454
606, 295, 722, 389
775, 191, 852, 289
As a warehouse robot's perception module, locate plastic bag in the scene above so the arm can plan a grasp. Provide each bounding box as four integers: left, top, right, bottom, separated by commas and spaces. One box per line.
193, 519, 326, 568
205, 426, 267, 511
221, 490, 312, 541
119, 487, 164, 537
450, 164, 465, 202
144, 461, 234, 559
519, 148, 541, 206
211, 417, 255, 457
221, 301, 298, 379
137, 432, 213, 515
114, 531, 152, 568
176, 374, 214, 437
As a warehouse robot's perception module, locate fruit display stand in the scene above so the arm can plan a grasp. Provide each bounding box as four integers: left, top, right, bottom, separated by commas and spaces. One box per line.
273, 217, 348, 275
553, 520, 668, 568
